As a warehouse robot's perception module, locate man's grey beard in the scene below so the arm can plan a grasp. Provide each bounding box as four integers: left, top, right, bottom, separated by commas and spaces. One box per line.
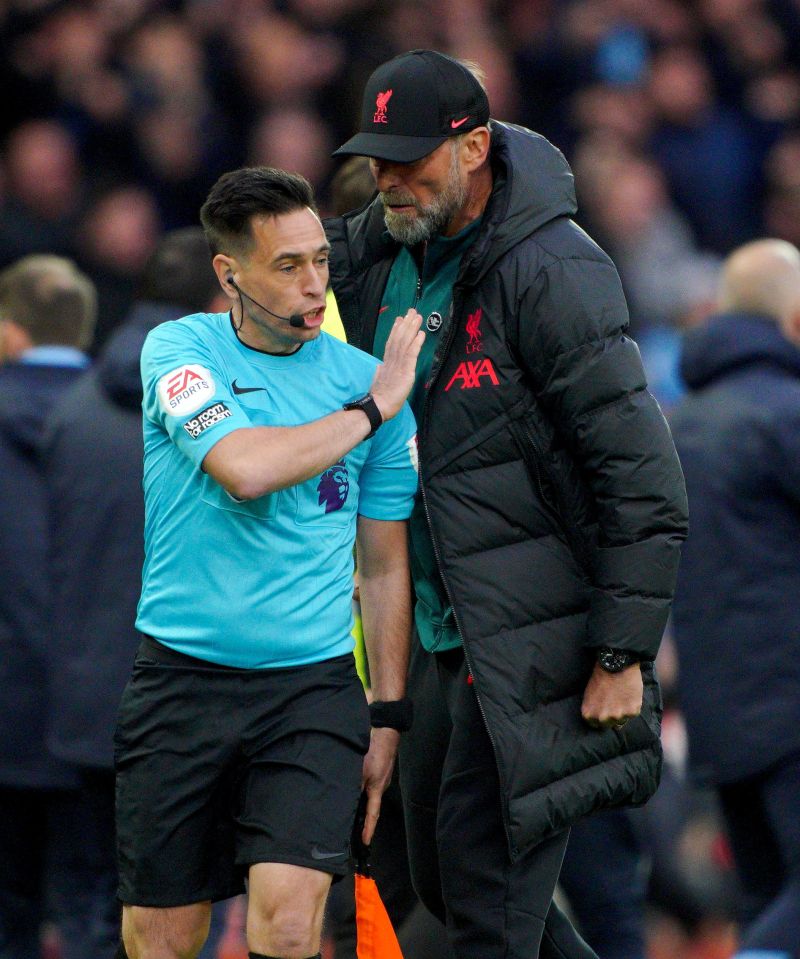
381, 146, 467, 245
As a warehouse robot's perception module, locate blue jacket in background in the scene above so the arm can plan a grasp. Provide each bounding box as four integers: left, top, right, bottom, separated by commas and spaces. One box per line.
0, 361, 85, 787
44, 302, 184, 770
670, 312, 800, 785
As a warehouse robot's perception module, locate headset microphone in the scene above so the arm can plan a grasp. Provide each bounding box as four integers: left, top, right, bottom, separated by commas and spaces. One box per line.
226, 277, 307, 329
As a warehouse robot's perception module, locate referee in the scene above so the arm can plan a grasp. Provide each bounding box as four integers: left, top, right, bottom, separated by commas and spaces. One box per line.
113, 167, 423, 959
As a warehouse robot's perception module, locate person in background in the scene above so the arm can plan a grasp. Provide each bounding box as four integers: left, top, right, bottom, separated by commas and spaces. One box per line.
671, 238, 800, 959
0, 254, 95, 958
42, 228, 229, 959
327, 49, 688, 959
0, 121, 85, 268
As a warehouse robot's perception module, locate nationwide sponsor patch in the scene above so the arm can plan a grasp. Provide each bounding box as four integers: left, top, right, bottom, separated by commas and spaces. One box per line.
407, 435, 419, 473
182, 402, 232, 438
158, 364, 215, 415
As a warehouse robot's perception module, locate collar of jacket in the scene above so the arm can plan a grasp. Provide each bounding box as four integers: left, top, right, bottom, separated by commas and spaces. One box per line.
326, 121, 578, 347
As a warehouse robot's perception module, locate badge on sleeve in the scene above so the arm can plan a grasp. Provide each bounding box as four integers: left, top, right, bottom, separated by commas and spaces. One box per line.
407, 435, 419, 473
157, 365, 216, 415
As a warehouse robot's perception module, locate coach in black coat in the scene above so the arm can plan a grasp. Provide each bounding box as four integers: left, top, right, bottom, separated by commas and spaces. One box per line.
329, 117, 688, 852
328, 49, 688, 959
671, 239, 800, 955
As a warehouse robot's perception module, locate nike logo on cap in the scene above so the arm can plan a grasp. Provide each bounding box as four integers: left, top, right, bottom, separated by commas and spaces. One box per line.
451, 117, 470, 129
232, 379, 266, 395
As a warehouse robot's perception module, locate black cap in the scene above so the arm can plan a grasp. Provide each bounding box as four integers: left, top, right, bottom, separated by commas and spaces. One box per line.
333, 49, 490, 163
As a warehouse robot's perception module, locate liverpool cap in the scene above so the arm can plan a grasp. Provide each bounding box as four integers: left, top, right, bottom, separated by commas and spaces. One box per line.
333, 49, 490, 163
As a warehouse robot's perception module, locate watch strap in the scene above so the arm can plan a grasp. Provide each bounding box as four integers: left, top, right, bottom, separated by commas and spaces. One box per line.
343, 392, 383, 438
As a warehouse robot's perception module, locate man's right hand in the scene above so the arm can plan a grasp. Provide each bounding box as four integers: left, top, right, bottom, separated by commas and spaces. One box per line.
370, 308, 425, 421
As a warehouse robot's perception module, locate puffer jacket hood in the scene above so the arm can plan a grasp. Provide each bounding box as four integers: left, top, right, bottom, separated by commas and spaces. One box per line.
680, 311, 800, 390
96, 301, 186, 409
327, 121, 577, 351
463, 122, 577, 284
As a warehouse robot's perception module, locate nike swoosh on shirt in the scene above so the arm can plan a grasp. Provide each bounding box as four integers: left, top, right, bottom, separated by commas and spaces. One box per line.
231, 379, 267, 395
450, 116, 470, 128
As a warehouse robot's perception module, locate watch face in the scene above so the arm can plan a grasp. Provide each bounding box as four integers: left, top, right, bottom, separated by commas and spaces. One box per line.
598, 648, 634, 673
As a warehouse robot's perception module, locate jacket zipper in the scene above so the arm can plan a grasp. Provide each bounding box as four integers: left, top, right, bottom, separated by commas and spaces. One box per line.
418, 288, 515, 852
413, 242, 426, 308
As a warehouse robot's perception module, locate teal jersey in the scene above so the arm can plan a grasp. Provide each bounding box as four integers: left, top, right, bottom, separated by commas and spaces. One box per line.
137, 311, 418, 668
374, 221, 480, 652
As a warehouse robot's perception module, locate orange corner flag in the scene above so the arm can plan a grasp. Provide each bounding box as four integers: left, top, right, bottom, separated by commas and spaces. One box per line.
352, 791, 404, 959
355, 872, 404, 959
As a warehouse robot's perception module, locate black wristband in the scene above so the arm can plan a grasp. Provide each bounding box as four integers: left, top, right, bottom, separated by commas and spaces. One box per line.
369, 697, 413, 732
343, 393, 383, 438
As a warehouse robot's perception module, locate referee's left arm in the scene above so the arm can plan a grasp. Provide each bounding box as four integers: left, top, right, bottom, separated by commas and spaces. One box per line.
355, 515, 411, 843
357, 516, 411, 704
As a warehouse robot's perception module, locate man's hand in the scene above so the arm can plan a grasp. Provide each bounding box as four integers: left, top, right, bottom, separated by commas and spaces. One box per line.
370, 308, 425, 421
581, 662, 643, 730
360, 727, 400, 844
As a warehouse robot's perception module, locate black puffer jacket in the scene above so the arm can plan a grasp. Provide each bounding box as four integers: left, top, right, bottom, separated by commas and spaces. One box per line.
326, 122, 688, 857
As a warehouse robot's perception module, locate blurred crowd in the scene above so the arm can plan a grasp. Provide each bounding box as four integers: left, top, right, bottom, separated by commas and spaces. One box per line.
2, 1, 800, 957
2, 0, 800, 378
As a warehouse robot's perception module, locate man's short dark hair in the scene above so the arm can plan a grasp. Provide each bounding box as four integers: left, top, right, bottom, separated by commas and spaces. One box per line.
138, 227, 219, 313
200, 167, 317, 258
0, 255, 96, 349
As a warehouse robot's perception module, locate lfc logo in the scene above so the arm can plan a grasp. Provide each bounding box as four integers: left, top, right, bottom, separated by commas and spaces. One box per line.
465, 307, 483, 353
373, 89, 393, 124
444, 358, 499, 391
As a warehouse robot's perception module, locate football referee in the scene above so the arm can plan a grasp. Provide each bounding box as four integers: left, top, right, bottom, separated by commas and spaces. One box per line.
113, 167, 423, 959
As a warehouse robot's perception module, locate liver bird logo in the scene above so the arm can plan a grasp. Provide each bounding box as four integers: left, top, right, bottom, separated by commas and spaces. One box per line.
374, 89, 393, 124
466, 307, 483, 352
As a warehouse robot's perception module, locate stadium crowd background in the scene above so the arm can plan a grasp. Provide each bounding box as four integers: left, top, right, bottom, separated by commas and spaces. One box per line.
4, 0, 800, 392
2, 0, 799, 956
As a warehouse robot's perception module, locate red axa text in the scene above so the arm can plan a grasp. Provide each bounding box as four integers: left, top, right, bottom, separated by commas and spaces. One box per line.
444, 358, 500, 391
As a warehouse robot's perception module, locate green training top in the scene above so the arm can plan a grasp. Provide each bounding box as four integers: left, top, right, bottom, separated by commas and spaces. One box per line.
373, 219, 480, 652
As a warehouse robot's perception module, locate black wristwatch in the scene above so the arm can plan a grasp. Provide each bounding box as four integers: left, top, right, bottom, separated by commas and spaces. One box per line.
369, 698, 414, 732
343, 392, 383, 438
596, 647, 639, 673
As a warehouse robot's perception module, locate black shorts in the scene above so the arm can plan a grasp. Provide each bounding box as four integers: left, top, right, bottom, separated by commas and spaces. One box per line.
114, 637, 370, 907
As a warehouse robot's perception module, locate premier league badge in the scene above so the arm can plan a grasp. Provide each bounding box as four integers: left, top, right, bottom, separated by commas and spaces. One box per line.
426, 311, 443, 332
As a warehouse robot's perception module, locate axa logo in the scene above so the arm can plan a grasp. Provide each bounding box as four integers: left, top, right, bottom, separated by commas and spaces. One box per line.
444, 358, 499, 391
373, 89, 392, 124
465, 307, 483, 353
317, 460, 350, 513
